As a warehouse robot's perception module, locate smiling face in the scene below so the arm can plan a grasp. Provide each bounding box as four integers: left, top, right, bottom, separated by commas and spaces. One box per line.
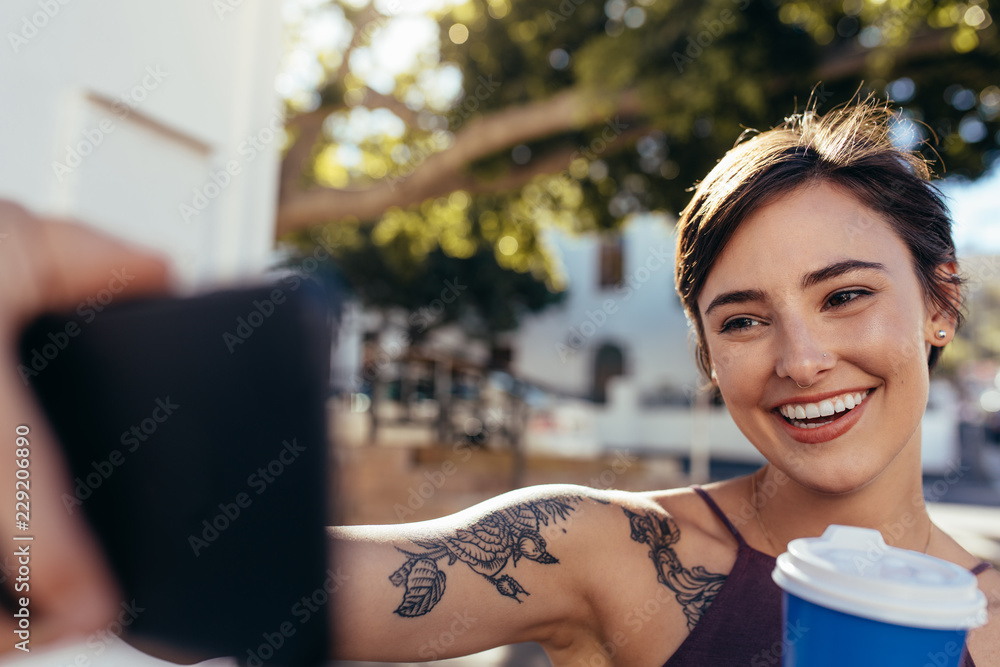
696, 180, 951, 494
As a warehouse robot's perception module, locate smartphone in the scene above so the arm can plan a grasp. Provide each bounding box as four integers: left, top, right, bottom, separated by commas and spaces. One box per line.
17, 278, 333, 666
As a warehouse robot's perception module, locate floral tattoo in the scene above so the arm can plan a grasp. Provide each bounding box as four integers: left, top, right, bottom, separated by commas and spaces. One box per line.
389, 496, 586, 617
623, 508, 727, 630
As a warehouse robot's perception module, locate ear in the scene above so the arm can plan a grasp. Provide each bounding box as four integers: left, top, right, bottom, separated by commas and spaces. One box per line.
923, 261, 961, 347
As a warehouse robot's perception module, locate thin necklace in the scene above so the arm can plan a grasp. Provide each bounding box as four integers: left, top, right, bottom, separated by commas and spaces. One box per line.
751, 469, 779, 555
751, 469, 936, 555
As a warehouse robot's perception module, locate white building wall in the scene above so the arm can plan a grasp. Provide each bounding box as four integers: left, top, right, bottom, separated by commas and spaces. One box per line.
1, 3, 285, 665
512, 214, 703, 398
0, 1, 284, 286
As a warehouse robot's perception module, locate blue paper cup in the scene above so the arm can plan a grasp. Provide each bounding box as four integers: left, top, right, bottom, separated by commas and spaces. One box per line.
772, 525, 987, 667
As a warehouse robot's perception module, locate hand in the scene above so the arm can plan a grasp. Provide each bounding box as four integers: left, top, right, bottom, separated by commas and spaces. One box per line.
0, 200, 172, 654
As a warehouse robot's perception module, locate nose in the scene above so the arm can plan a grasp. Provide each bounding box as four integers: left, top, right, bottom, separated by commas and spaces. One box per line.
774, 320, 835, 389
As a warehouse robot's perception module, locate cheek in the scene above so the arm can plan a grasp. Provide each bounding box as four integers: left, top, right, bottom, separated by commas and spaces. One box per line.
709, 341, 771, 402
705, 330, 768, 377
851, 305, 928, 382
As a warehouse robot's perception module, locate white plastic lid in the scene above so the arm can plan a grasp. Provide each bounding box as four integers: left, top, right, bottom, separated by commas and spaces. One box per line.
772, 525, 988, 630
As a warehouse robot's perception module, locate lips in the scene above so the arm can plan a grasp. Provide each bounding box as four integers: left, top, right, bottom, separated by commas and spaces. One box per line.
772, 388, 876, 444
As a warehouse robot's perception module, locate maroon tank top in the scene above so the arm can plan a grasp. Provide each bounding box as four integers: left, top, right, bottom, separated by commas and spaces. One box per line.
661, 486, 990, 667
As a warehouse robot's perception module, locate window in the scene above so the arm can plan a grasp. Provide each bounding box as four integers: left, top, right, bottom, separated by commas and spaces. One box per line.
593, 343, 625, 404
598, 235, 624, 288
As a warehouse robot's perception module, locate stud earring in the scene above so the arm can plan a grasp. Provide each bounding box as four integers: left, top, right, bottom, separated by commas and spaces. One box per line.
936, 330, 948, 339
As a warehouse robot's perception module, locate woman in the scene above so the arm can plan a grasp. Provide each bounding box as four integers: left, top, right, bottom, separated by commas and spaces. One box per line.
2, 99, 997, 665
328, 98, 998, 665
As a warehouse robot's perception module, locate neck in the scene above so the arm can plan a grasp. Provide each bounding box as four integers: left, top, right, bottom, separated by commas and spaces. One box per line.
755, 444, 931, 555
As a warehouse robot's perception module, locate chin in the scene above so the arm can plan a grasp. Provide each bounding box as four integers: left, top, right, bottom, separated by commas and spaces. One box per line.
794, 470, 877, 496
747, 404, 921, 497
769, 447, 894, 497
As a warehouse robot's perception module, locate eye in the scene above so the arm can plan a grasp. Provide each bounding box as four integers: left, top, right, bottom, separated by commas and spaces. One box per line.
718, 316, 764, 333
826, 289, 873, 308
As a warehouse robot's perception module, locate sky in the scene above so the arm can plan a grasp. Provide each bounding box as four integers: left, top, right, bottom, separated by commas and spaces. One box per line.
941, 168, 1000, 256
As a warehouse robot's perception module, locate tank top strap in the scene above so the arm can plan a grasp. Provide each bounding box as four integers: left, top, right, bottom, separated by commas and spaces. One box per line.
970, 561, 993, 576
691, 485, 748, 548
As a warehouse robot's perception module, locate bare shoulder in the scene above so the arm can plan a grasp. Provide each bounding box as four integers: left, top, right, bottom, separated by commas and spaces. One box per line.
967, 565, 1000, 666
641, 478, 751, 554
980, 566, 1000, 613
930, 529, 1000, 665
548, 484, 740, 666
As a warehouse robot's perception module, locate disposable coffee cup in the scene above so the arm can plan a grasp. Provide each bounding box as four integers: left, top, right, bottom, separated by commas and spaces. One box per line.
772, 525, 987, 666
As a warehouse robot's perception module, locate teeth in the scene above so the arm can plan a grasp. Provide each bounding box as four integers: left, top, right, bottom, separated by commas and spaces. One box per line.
779, 390, 871, 427
797, 420, 834, 429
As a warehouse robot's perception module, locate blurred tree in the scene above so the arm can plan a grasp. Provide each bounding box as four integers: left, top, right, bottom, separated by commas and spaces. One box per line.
277, 0, 1000, 335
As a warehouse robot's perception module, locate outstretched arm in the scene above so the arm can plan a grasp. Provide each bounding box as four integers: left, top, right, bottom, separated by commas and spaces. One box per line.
329, 484, 616, 662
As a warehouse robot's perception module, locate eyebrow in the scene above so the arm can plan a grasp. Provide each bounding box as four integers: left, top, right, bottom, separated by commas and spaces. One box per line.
703, 260, 888, 317
801, 260, 887, 289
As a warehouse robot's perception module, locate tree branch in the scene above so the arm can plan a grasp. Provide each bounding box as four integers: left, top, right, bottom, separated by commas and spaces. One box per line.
279, 2, 403, 199
276, 87, 644, 235
279, 86, 419, 200
279, 107, 330, 202
361, 88, 419, 125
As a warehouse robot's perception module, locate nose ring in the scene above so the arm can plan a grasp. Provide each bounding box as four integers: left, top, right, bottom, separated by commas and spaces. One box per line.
794, 354, 827, 389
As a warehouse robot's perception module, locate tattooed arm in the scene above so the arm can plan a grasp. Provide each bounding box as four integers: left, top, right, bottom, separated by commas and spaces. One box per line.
328, 485, 731, 664
621, 507, 727, 631
328, 484, 616, 662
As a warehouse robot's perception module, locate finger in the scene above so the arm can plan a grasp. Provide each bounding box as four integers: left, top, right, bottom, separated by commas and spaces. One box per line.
35, 219, 174, 309
0, 360, 122, 655
0, 204, 174, 335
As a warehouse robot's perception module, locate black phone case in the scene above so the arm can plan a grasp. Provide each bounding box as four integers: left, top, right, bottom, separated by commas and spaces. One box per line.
18, 279, 332, 666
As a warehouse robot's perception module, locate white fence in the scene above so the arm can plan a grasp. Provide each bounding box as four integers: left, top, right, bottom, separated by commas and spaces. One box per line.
526, 378, 961, 475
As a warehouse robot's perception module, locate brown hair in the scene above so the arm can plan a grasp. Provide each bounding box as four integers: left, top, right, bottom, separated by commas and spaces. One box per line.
674, 96, 964, 380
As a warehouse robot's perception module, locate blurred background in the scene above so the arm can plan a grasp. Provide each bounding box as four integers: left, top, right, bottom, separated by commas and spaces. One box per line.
2, 0, 1000, 665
